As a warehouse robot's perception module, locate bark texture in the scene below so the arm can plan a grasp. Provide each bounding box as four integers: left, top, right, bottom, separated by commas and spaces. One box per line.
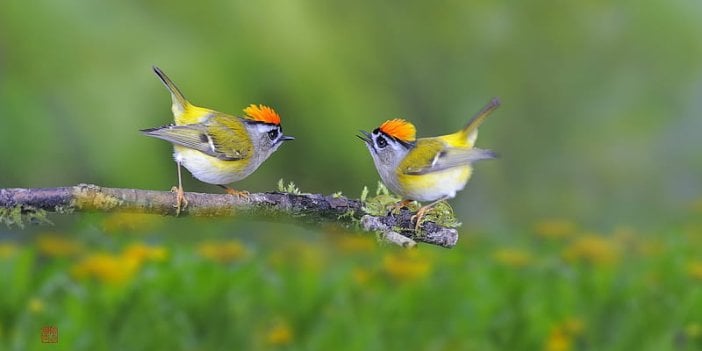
0, 184, 459, 248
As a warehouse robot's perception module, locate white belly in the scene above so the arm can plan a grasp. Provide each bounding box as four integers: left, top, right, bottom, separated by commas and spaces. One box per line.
174, 148, 251, 185
393, 166, 472, 202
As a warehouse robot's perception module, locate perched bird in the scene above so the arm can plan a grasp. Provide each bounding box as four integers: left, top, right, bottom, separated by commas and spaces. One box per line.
142, 66, 294, 214
358, 98, 500, 227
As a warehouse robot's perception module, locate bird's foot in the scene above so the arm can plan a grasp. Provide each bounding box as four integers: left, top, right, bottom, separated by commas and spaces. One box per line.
388, 199, 414, 215
410, 198, 448, 232
170, 185, 188, 215
221, 186, 250, 200
411, 206, 431, 232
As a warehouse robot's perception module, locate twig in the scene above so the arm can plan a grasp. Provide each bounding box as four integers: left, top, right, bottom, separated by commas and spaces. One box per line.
0, 184, 459, 248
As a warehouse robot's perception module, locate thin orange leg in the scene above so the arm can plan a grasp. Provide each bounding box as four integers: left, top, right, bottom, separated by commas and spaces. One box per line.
171, 161, 188, 215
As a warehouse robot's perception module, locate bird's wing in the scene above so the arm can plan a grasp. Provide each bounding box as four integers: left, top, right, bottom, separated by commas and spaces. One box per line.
204, 114, 253, 160
402, 139, 496, 175
141, 116, 250, 161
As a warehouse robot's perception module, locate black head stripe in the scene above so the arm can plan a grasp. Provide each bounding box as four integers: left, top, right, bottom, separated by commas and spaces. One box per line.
242, 119, 279, 127
373, 129, 415, 149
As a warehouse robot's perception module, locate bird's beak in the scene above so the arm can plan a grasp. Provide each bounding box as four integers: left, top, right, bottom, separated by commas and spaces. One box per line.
281, 135, 295, 141
356, 130, 372, 144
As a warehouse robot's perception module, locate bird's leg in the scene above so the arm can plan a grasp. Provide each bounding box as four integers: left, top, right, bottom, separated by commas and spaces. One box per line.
170, 161, 188, 215
219, 185, 249, 200
411, 197, 448, 232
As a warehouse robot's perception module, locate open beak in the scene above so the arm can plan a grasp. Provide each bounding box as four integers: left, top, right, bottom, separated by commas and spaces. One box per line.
281, 135, 295, 141
356, 130, 372, 144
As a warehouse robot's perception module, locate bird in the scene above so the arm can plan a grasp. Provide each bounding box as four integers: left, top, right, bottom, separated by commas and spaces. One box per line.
358, 98, 500, 228
142, 66, 294, 214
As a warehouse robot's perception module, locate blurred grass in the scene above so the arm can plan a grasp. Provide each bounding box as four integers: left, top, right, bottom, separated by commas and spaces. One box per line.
2, 212, 702, 350
2, 0, 702, 349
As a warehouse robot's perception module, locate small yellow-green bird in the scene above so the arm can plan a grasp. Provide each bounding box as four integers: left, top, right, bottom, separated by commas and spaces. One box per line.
358, 98, 500, 226
142, 66, 294, 213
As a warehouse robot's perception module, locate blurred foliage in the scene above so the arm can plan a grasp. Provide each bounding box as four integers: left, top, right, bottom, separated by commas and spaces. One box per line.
2, 0, 702, 349
1, 214, 702, 350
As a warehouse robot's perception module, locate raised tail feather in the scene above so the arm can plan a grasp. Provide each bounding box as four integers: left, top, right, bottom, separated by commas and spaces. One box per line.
460, 97, 501, 145
153, 66, 190, 118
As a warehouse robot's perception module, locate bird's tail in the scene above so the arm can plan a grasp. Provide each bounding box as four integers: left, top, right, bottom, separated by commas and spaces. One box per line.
153, 66, 190, 119
458, 97, 501, 147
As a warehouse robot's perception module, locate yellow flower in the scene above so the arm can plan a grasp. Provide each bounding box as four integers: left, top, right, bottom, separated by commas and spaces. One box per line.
28, 298, 44, 314
545, 326, 572, 351
545, 318, 583, 351
382, 250, 431, 282
533, 219, 577, 239
562, 234, 618, 266
71, 253, 139, 285
197, 240, 248, 263
265, 319, 293, 346
122, 243, 168, 264
70, 244, 166, 285
0, 242, 19, 259
492, 248, 533, 268
335, 234, 375, 253
687, 261, 702, 280
102, 213, 160, 233
36, 233, 84, 258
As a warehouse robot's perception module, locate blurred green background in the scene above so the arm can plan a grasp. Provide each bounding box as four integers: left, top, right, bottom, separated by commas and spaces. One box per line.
2, 0, 702, 350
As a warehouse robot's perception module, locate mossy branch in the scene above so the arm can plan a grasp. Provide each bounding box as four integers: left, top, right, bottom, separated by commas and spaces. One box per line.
0, 184, 459, 248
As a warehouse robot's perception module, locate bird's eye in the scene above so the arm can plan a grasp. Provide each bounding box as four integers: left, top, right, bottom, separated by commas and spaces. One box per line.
376, 136, 387, 148
268, 129, 279, 140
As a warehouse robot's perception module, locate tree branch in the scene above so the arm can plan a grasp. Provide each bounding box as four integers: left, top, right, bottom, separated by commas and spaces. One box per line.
0, 184, 459, 248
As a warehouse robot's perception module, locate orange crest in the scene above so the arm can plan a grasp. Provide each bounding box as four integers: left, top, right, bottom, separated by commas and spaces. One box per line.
243, 104, 281, 125
379, 119, 416, 142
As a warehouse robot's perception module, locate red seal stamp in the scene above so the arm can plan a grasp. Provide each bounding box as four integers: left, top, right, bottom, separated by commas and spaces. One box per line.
40, 326, 58, 343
